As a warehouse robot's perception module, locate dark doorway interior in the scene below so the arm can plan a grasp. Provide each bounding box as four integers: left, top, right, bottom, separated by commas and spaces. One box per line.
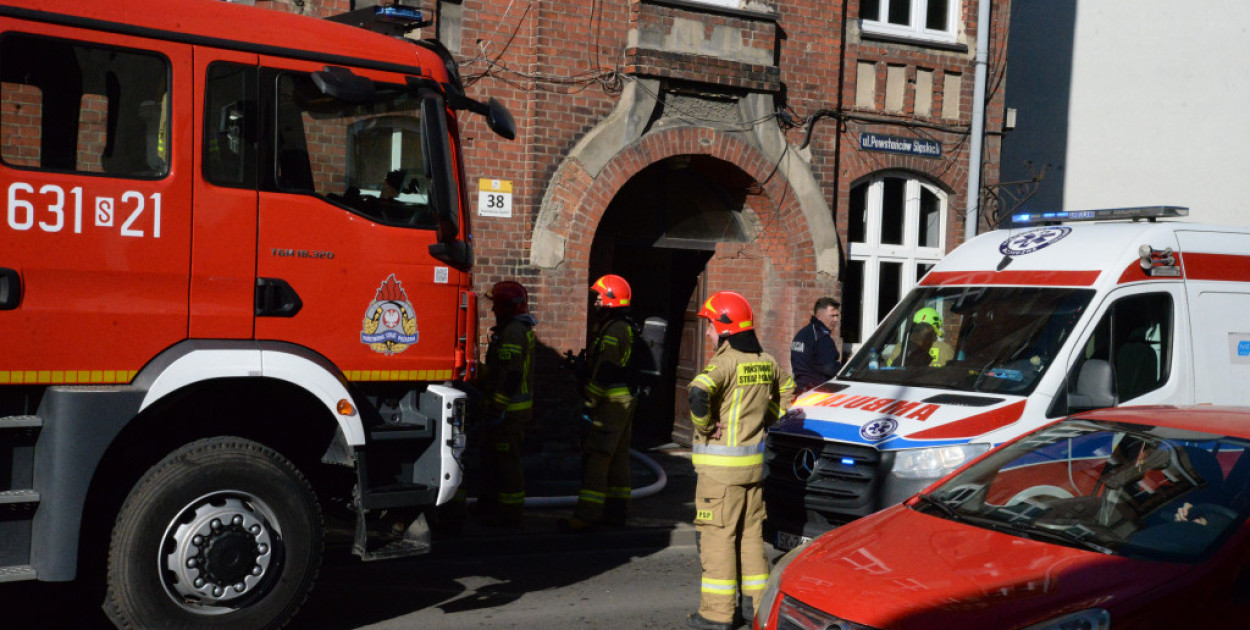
588, 156, 751, 446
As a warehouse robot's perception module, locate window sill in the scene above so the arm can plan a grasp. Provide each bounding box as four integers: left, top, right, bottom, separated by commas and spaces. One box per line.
642, 0, 779, 22
859, 27, 967, 53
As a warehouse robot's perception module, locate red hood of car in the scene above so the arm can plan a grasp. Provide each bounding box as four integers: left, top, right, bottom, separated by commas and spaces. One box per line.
781, 505, 1192, 629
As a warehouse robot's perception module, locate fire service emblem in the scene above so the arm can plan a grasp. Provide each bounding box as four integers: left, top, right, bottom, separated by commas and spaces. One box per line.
361, 274, 419, 355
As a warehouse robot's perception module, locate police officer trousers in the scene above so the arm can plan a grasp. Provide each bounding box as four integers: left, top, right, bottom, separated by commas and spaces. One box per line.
693, 476, 768, 624
573, 396, 635, 524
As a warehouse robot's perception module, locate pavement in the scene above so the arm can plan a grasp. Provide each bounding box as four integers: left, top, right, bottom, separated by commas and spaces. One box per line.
428, 443, 699, 557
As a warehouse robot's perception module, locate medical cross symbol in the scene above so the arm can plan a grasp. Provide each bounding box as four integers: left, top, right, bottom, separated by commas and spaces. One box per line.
999, 227, 1072, 256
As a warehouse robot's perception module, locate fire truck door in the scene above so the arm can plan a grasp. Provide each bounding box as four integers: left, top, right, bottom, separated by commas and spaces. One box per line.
254, 61, 461, 381
0, 27, 193, 382
191, 50, 260, 340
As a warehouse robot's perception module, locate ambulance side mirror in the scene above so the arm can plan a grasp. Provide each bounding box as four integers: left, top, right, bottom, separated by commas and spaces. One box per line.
1068, 359, 1116, 411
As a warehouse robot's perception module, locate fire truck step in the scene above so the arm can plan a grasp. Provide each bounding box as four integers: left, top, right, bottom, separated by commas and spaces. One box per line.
0, 415, 41, 430
0, 489, 39, 505
0, 565, 36, 583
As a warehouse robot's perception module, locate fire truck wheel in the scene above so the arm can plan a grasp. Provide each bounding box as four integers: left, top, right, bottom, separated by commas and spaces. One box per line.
104, 437, 323, 630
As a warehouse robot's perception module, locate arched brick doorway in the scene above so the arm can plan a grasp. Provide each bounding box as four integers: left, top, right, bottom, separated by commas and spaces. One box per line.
533, 125, 825, 445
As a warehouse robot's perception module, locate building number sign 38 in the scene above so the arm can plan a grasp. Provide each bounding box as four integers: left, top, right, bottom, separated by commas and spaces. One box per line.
7, 182, 162, 238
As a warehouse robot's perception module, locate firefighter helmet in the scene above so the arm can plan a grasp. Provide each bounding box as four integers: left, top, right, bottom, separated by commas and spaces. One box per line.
591, 274, 631, 308
487, 281, 528, 317
699, 291, 754, 336
914, 306, 942, 334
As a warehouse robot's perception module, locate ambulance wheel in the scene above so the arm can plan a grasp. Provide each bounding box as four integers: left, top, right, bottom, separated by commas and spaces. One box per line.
105, 437, 323, 630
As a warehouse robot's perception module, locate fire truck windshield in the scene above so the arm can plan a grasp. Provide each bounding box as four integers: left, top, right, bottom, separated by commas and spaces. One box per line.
842, 286, 1096, 395
277, 72, 440, 230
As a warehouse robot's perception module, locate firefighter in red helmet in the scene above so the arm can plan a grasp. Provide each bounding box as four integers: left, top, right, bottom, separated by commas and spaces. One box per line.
686, 291, 795, 630
475, 280, 537, 527
562, 274, 639, 531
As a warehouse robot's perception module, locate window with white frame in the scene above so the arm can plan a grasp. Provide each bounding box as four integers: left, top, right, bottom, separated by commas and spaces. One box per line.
859, 0, 959, 46
842, 173, 947, 345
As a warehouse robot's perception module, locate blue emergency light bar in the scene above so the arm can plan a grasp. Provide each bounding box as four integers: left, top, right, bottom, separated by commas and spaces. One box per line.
1008, 205, 1189, 226
374, 5, 423, 23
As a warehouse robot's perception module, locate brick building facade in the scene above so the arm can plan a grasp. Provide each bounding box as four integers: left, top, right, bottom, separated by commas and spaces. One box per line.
251, 0, 1012, 444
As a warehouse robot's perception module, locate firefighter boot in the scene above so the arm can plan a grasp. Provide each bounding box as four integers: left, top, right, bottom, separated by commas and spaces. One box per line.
685, 612, 733, 630
557, 516, 598, 533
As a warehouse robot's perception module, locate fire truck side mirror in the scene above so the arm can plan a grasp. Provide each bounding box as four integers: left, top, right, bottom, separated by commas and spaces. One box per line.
484, 98, 516, 141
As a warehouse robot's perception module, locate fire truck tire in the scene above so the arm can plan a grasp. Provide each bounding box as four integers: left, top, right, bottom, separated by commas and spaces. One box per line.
104, 437, 323, 630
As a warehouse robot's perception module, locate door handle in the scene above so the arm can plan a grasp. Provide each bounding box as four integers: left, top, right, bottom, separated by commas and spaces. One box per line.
254, 277, 302, 317
0, 268, 20, 310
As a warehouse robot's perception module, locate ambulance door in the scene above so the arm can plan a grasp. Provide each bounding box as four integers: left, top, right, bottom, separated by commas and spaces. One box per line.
1176, 230, 1250, 406
253, 59, 462, 380
0, 25, 192, 383
1051, 284, 1189, 417
190, 50, 260, 339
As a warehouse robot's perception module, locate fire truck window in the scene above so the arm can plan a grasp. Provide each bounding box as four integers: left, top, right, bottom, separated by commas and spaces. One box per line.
204, 63, 258, 189
273, 72, 436, 229
0, 33, 169, 177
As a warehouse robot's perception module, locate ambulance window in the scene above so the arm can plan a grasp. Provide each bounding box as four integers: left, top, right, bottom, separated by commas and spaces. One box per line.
0, 33, 169, 177
1070, 293, 1173, 405
204, 63, 258, 189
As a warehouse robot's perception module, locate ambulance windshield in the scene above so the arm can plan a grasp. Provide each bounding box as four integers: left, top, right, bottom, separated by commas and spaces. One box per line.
842, 286, 1096, 395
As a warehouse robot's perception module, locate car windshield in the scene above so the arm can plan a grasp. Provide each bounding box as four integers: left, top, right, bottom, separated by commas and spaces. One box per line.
913, 418, 1250, 562
841, 286, 1095, 395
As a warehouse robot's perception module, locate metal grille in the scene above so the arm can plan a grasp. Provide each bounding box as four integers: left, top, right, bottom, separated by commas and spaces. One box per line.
764, 432, 884, 523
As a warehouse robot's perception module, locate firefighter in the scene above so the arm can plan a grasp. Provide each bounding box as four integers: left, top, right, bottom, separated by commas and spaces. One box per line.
686, 291, 795, 630
475, 280, 537, 527
561, 274, 639, 532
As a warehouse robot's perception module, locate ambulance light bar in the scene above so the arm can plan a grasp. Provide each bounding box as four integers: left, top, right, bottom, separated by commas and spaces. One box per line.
1008, 205, 1189, 226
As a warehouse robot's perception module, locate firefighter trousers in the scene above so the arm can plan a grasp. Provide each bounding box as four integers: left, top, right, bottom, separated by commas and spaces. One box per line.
573, 397, 635, 524
477, 413, 527, 523
693, 477, 768, 624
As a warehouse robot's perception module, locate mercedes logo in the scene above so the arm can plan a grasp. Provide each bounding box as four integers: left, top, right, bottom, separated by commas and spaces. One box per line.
792, 448, 818, 481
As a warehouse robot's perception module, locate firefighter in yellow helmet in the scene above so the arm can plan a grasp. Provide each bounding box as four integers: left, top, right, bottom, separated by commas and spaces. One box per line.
686, 291, 795, 630
475, 280, 537, 527
561, 274, 639, 532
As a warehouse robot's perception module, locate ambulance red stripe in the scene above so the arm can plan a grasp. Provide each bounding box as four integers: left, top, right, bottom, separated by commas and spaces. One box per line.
919, 270, 1101, 287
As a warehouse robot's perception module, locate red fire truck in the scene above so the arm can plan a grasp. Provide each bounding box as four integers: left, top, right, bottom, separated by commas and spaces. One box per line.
0, 0, 514, 627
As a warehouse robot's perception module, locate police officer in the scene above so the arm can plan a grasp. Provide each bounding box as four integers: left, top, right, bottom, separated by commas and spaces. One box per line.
475, 281, 537, 527
790, 297, 841, 392
562, 274, 638, 531
686, 291, 795, 630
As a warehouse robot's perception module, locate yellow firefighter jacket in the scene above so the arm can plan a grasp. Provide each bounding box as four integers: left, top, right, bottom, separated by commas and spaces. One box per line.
480, 315, 536, 415
689, 342, 795, 486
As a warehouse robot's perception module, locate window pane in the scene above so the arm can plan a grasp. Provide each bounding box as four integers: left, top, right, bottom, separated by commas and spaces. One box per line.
849, 181, 868, 243
918, 186, 940, 248
0, 34, 169, 176
917, 263, 933, 282
204, 63, 257, 188
878, 261, 903, 326
844, 259, 865, 343
861, 0, 881, 21
887, 0, 911, 26
276, 73, 437, 230
926, 0, 949, 31
881, 177, 905, 245
1110, 293, 1173, 401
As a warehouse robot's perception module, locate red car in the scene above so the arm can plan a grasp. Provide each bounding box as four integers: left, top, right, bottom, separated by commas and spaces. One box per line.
755, 406, 1250, 630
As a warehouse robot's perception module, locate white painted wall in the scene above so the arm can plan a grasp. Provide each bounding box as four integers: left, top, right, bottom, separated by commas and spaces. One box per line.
1003, 0, 1250, 226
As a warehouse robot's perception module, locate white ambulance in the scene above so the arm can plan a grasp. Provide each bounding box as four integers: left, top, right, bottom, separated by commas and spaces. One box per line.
765, 206, 1250, 549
